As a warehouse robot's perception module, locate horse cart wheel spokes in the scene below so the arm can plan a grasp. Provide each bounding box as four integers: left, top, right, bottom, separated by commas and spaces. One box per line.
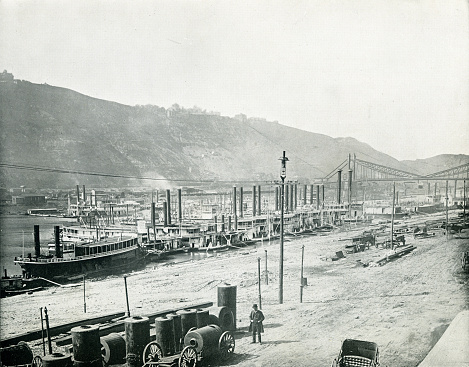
142, 341, 164, 365
218, 331, 235, 360
32, 356, 43, 367
178, 346, 197, 367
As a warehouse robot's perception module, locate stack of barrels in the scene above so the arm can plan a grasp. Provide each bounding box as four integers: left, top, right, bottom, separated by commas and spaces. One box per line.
30, 284, 239, 367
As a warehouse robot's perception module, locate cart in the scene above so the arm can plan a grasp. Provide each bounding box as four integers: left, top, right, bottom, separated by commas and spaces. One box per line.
331, 339, 380, 367
142, 325, 235, 367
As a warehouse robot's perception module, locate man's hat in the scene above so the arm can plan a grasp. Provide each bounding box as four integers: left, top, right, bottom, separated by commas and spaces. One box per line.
252, 304, 258, 308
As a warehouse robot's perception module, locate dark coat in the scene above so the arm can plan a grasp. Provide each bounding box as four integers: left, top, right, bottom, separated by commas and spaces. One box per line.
249, 309, 265, 333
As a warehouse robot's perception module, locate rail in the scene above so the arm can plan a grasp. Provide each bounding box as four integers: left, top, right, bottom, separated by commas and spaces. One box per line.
15, 245, 140, 264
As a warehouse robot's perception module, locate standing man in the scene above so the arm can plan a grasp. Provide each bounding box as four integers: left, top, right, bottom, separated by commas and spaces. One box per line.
249, 304, 264, 343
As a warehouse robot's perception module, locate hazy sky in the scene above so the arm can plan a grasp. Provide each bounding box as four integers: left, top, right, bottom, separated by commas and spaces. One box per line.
1, 0, 468, 161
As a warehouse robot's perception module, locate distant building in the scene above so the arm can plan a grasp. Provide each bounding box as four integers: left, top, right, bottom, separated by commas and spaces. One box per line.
0, 70, 14, 82
12, 195, 46, 205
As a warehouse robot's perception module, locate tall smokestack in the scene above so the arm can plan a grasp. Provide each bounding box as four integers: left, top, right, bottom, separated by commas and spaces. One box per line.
214, 215, 218, 233
83, 185, 86, 204
337, 170, 342, 204
258, 185, 261, 215
163, 201, 168, 227
240, 187, 244, 218
233, 186, 238, 230
275, 186, 279, 211
54, 226, 62, 258
294, 184, 297, 209
221, 214, 225, 232
252, 186, 256, 217
348, 169, 353, 203
290, 184, 296, 212
34, 225, 40, 258
151, 202, 156, 227
317, 185, 320, 210
304, 185, 307, 206
76, 185, 80, 205
178, 189, 182, 223
166, 189, 171, 225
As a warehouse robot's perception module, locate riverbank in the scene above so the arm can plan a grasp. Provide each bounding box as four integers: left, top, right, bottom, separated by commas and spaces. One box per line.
1, 213, 468, 366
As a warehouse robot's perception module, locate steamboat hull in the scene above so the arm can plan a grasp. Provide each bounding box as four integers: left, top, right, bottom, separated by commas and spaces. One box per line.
16, 246, 144, 280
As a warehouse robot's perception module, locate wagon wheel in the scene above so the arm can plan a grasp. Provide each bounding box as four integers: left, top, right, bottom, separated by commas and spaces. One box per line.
32, 356, 43, 367
178, 346, 197, 367
218, 331, 235, 360
142, 341, 164, 365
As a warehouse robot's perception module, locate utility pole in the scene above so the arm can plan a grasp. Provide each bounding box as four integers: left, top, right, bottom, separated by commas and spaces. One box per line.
83, 275, 86, 313
124, 275, 130, 317
391, 182, 395, 249
279, 151, 288, 304
257, 257, 262, 310
265, 249, 268, 285
446, 180, 449, 241
300, 245, 305, 303
44, 307, 52, 354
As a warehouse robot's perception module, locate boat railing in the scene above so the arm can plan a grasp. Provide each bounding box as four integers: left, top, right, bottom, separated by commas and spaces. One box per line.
15, 244, 139, 264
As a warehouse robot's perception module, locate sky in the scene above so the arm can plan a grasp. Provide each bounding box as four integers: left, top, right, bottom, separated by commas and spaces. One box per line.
1, 0, 468, 161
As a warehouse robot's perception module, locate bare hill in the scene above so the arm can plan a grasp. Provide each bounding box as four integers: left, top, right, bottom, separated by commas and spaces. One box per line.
0, 79, 465, 188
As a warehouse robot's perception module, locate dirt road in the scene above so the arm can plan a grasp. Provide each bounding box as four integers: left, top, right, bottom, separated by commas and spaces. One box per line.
1, 214, 468, 367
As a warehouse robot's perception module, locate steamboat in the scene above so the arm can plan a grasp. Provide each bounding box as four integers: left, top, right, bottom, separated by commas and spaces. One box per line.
14, 226, 145, 281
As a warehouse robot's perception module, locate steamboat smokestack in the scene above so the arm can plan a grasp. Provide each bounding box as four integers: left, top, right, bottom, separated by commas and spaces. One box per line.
275, 187, 279, 211
178, 189, 182, 223
317, 185, 320, 210
239, 186, 244, 218
54, 226, 62, 258
240, 187, 244, 218
34, 225, 40, 258
163, 201, 168, 227
166, 189, 171, 225
258, 185, 261, 215
252, 186, 256, 217
151, 202, 156, 228
290, 184, 296, 212
233, 186, 238, 230
83, 185, 86, 204
76, 185, 80, 205
221, 214, 225, 232
337, 169, 342, 205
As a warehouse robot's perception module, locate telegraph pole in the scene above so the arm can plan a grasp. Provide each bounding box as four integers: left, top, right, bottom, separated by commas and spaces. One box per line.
279, 151, 288, 304
446, 180, 449, 240
390, 182, 395, 249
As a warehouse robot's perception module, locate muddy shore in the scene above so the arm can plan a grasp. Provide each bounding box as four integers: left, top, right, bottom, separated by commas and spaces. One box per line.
1, 213, 468, 367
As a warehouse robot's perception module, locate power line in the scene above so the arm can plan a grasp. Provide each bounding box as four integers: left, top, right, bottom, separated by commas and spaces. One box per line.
245, 123, 328, 175
0, 162, 268, 184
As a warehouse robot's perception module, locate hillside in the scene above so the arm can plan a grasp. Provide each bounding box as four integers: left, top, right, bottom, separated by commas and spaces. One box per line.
0, 79, 466, 189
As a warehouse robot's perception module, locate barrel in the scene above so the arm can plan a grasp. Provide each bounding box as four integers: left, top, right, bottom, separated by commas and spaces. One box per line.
183, 325, 222, 358
176, 309, 198, 338
207, 306, 234, 332
217, 284, 237, 329
42, 353, 72, 367
0, 341, 33, 366
100, 333, 126, 365
124, 316, 150, 367
154, 317, 175, 356
194, 308, 210, 328
166, 313, 182, 352
71, 325, 101, 367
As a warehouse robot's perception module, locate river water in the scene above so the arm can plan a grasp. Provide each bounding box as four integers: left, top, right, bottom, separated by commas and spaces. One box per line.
0, 214, 268, 277
0, 215, 78, 276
